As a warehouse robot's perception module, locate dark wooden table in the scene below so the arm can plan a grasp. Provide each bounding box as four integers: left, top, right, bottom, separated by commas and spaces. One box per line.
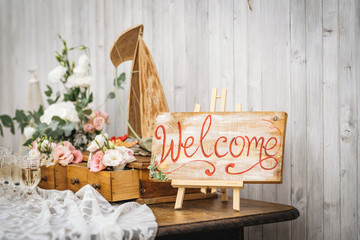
150, 197, 299, 240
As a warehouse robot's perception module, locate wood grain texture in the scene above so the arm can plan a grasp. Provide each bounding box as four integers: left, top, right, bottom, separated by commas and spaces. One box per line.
1, 1, 360, 239
306, 0, 324, 239
67, 163, 88, 192
151, 112, 287, 182
323, 0, 341, 239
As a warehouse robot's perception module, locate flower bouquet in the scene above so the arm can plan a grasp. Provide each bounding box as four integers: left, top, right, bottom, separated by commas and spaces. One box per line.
29, 136, 82, 167
0, 35, 122, 167
87, 133, 136, 172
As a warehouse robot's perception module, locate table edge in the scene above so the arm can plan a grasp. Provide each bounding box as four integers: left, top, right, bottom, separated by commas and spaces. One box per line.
156, 207, 300, 237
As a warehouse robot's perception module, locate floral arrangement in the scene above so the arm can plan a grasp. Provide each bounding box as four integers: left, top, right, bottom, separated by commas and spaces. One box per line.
29, 136, 82, 167
0, 35, 123, 153
87, 133, 136, 172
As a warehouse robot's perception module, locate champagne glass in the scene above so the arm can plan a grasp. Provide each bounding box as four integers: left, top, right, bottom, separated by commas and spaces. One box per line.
2, 153, 12, 185
10, 155, 21, 186
21, 156, 41, 195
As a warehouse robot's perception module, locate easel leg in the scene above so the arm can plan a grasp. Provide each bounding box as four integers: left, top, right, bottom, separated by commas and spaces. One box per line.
174, 187, 186, 209
221, 188, 228, 202
233, 188, 240, 211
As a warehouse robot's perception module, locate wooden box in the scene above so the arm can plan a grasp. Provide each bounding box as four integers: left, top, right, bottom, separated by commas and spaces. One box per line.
65, 156, 213, 203
39, 165, 67, 190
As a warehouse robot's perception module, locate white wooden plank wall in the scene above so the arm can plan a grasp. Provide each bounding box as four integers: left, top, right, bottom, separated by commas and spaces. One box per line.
0, 0, 359, 239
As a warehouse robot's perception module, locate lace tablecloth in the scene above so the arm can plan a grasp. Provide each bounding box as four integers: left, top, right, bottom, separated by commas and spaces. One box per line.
0, 184, 157, 240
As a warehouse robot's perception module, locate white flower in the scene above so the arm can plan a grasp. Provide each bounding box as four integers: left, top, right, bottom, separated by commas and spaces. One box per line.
40, 140, 51, 152
29, 148, 41, 158
102, 149, 125, 167
40, 101, 80, 124
115, 146, 136, 163
78, 54, 90, 68
95, 133, 108, 147
73, 55, 90, 77
48, 66, 67, 83
87, 141, 99, 152
87, 133, 109, 152
24, 126, 36, 139
65, 75, 93, 88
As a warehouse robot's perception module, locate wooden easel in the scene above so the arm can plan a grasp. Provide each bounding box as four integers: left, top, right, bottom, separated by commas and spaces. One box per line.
172, 88, 244, 211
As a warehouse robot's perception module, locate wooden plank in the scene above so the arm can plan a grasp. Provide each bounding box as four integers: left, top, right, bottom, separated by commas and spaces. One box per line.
233, 3, 249, 236
233, 188, 241, 211
322, 0, 341, 239
174, 187, 185, 209
289, 0, 307, 239
151, 112, 287, 182
172, 179, 244, 188
173, 0, 186, 112
67, 163, 88, 193
111, 169, 140, 201
246, 0, 263, 238
306, 0, 324, 238
261, 0, 291, 238
54, 165, 67, 190
88, 170, 112, 201
339, 0, 358, 239
136, 192, 217, 205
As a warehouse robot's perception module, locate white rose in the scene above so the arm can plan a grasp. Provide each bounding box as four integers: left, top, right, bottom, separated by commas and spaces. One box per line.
115, 146, 136, 163
65, 75, 92, 89
65, 75, 77, 88
29, 149, 41, 158
87, 140, 99, 152
40, 101, 80, 124
102, 149, 125, 167
48, 66, 67, 83
73, 66, 88, 77
24, 126, 36, 139
78, 54, 90, 68
94, 133, 108, 147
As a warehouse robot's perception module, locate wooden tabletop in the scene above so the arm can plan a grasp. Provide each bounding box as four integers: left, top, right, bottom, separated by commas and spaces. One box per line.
150, 196, 299, 239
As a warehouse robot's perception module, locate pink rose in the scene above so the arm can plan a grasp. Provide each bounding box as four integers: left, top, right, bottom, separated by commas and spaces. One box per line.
62, 141, 75, 151
84, 123, 95, 133
93, 117, 105, 131
89, 151, 106, 172
53, 145, 74, 166
101, 112, 109, 121
72, 150, 83, 164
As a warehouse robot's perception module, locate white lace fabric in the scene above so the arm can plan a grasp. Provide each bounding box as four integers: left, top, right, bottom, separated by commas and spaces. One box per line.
0, 184, 157, 240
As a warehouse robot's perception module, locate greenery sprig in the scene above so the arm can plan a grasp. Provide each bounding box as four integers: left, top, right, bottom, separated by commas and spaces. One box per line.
148, 158, 168, 181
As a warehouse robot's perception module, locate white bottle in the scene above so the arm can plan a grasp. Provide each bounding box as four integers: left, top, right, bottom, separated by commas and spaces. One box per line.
25, 66, 44, 111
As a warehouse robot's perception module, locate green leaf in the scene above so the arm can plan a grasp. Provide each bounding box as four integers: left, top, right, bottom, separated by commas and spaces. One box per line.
47, 99, 55, 105
49, 120, 59, 131
107, 92, 116, 99
118, 72, 126, 81
88, 93, 93, 103
37, 123, 49, 132
63, 121, 75, 137
23, 137, 33, 146
45, 85, 53, 97
83, 109, 92, 115
0, 124, 3, 137
0, 115, 13, 127
114, 72, 126, 89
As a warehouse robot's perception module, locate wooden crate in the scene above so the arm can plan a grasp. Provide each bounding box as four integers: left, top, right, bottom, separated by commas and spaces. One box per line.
65, 156, 216, 203
39, 165, 67, 190
67, 162, 89, 192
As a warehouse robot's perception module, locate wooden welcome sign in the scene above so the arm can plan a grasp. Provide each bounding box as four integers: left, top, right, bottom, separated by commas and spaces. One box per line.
150, 112, 287, 183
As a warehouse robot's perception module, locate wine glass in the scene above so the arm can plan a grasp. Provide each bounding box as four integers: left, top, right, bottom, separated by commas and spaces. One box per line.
20, 156, 41, 195
10, 155, 21, 186
2, 152, 12, 185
